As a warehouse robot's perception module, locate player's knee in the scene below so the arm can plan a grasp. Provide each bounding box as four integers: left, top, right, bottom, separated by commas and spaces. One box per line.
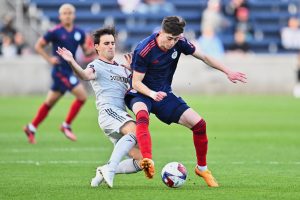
192, 118, 206, 134
120, 121, 136, 135
75, 98, 86, 104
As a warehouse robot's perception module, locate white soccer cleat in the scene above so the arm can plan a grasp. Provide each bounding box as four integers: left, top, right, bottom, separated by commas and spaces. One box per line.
99, 165, 115, 188
90, 167, 104, 187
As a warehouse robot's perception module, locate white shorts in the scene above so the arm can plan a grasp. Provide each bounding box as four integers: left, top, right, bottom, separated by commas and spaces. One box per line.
98, 106, 134, 144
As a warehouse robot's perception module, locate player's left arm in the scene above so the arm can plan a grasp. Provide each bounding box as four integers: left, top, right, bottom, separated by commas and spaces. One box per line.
192, 50, 247, 83
56, 47, 95, 81
132, 71, 167, 101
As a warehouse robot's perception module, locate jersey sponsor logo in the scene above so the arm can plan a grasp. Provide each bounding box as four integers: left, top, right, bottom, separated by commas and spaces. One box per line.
74, 31, 82, 41
110, 75, 130, 83
171, 50, 178, 59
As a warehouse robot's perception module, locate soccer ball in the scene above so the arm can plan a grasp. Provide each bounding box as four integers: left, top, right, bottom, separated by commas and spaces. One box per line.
161, 162, 187, 188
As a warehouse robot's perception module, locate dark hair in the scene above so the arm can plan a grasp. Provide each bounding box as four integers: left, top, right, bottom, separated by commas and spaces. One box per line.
161, 16, 186, 36
93, 26, 116, 45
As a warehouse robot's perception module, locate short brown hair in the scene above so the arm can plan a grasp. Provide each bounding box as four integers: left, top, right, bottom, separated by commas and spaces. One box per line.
93, 26, 116, 45
161, 16, 186, 36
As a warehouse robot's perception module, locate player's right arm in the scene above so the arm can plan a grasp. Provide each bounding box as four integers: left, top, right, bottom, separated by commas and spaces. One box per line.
132, 71, 166, 101
35, 37, 60, 65
56, 47, 95, 81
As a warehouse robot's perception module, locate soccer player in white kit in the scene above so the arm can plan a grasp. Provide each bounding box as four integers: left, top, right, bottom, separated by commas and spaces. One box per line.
56, 27, 142, 188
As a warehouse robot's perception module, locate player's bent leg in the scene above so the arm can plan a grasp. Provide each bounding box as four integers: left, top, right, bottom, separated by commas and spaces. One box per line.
179, 108, 219, 187
132, 102, 155, 178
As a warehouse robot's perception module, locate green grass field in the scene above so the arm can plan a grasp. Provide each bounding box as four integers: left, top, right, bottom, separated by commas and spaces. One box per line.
0, 95, 299, 200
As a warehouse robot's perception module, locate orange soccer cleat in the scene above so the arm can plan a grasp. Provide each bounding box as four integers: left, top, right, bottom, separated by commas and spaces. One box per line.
195, 166, 219, 187
139, 158, 155, 179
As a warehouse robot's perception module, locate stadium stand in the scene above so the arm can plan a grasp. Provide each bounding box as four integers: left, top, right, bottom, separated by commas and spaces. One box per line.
29, 0, 299, 53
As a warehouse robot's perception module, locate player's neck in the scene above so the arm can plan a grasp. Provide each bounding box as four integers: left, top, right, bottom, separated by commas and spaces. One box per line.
98, 56, 114, 64
62, 23, 74, 32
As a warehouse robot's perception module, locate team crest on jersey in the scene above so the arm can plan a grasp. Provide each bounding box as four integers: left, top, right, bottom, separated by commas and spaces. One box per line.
69, 76, 78, 85
74, 32, 81, 41
171, 50, 178, 59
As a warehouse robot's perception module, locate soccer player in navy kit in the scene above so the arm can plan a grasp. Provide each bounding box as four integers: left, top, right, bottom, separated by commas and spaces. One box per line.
23, 4, 94, 144
125, 16, 247, 187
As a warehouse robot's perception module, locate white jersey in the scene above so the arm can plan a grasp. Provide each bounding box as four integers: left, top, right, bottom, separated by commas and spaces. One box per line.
87, 59, 133, 143
88, 59, 131, 112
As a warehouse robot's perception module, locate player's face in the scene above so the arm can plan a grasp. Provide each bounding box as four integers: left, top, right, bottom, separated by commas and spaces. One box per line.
59, 8, 75, 26
158, 31, 181, 50
95, 34, 115, 61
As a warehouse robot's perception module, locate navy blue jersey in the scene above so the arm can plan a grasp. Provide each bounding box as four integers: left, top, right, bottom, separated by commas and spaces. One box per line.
131, 33, 195, 92
43, 24, 85, 73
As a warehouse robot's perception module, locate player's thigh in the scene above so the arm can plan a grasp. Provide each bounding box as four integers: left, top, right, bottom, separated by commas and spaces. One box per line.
128, 146, 142, 160
120, 120, 136, 135
44, 90, 63, 106
178, 108, 202, 129
153, 93, 189, 124
70, 83, 87, 101
98, 107, 134, 143
125, 93, 152, 114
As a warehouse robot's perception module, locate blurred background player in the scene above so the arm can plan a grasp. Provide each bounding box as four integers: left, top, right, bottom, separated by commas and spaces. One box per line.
23, 3, 94, 144
125, 16, 247, 187
56, 27, 143, 188
281, 16, 300, 98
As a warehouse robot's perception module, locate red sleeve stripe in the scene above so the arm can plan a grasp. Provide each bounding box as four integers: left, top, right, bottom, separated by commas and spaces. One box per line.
140, 40, 156, 58
179, 37, 186, 41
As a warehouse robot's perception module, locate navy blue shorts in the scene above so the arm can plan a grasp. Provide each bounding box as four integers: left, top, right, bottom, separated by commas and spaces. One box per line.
51, 71, 79, 94
125, 91, 190, 125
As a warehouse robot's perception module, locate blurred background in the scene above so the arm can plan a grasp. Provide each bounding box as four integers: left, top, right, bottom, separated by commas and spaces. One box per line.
0, 0, 300, 96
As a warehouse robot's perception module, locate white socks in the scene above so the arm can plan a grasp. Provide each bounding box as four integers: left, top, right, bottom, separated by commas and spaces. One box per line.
107, 133, 137, 171
197, 165, 208, 171
62, 122, 70, 128
116, 159, 142, 174
28, 123, 36, 132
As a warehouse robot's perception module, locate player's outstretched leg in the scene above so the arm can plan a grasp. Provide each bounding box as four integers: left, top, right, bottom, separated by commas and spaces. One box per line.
60, 122, 77, 141
195, 166, 219, 187
23, 124, 36, 144
91, 166, 104, 187
139, 158, 155, 179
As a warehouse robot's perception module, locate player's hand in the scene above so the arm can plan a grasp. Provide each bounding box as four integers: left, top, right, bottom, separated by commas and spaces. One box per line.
48, 56, 60, 65
123, 52, 133, 69
227, 70, 247, 83
56, 47, 74, 63
149, 91, 167, 101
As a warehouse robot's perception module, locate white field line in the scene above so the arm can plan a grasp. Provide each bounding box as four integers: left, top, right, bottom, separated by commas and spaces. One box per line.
0, 160, 299, 165
5, 147, 108, 153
